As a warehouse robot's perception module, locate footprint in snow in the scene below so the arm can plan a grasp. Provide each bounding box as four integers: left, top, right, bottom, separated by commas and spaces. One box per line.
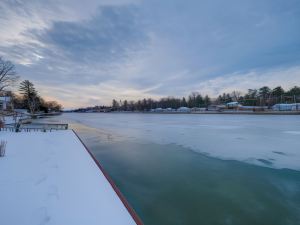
35, 175, 48, 186
48, 185, 60, 200
34, 207, 50, 225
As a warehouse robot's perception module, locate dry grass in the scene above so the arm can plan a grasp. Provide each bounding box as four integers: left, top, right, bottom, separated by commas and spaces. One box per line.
0, 140, 7, 157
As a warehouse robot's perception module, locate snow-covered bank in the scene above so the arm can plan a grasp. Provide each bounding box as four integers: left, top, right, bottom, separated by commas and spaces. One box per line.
0, 130, 137, 225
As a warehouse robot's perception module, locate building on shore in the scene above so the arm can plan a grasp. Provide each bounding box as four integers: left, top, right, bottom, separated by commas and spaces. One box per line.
191, 107, 207, 112
238, 106, 268, 111
163, 108, 176, 112
151, 108, 163, 112
177, 107, 191, 113
207, 105, 226, 111
226, 102, 242, 109
0, 96, 12, 111
272, 103, 300, 111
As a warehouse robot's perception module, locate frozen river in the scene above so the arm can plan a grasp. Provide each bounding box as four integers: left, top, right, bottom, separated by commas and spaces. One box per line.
62, 113, 300, 170
42, 113, 300, 225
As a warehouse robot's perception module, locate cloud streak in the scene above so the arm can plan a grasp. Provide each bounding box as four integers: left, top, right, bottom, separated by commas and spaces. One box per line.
0, 0, 299, 108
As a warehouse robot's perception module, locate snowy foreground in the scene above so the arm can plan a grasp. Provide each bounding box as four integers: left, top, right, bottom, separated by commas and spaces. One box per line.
0, 130, 136, 225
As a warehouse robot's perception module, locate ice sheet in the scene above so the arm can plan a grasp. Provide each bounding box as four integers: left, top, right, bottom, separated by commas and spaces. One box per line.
62, 113, 300, 171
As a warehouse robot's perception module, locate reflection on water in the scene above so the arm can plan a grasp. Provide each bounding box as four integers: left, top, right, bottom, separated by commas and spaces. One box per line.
40, 115, 300, 225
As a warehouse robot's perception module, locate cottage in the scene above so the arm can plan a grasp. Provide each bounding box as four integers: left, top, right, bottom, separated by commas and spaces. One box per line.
226, 102, 241, 109
163, 108, 175, 112
152, 107, 163, 112
272, 103, 300, 111
207, 105, 226, 111
238, 106, 268, 111
177, 107, 191, 113
191, 107, 205, 112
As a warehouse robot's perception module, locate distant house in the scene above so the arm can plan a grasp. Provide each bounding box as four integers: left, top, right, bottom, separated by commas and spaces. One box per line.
163, 108, 175, 112
0, 96, 12, 111
191, 107, 206, 112
226, 102, 241, 109
238, 106, 268, 111
272, 103, 300, 111
207, 105, 226, 111
177, 107, 191, 113
152, 108, 163, 112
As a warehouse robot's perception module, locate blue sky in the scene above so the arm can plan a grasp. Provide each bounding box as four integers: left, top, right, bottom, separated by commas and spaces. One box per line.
0, 0, 300, 108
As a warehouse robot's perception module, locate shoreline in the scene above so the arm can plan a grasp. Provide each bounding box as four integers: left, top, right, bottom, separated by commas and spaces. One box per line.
67, 111, 300, 115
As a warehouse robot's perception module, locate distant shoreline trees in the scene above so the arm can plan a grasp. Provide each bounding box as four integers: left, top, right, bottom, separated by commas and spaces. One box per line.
111, 92, 211, 112
106, 85, 300, 112
73, 85, 300, 112
219, 86, 300, 107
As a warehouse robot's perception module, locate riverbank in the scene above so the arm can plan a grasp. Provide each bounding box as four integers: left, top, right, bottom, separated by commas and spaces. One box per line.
192, 110, 300, 115
146, 110, 300, 115
0, 130, 140, 225
67, 110, 300, 115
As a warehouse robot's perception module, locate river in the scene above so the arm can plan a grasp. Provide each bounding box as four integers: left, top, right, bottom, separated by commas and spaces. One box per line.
41, 113, 300, 225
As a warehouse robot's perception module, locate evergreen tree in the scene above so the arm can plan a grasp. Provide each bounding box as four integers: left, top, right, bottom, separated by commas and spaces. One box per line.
259, 86, 271, 98
258, 86, 271, 106
181, 97, 187, 107
287, 86, 300, 96
272, 86, 285, 97
195, 94, 204, 107
19, 80, 38, 114
112, 99, 119, 110
123, 100, 128, 111
204, 95, 211, 107
142, 98, 147, 110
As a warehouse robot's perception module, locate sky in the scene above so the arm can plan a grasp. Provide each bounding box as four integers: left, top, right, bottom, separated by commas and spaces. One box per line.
0, 0, 300, 108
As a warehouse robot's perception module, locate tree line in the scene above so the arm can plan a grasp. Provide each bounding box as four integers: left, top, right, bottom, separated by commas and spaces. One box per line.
111, 92, 211, 111
0, 57, 62, 113
216, 86, 300, 107
110, 86, 300, 111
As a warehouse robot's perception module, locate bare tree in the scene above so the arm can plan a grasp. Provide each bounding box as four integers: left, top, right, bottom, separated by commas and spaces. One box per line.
231, 90, 242, 102
0, 57, 19, 91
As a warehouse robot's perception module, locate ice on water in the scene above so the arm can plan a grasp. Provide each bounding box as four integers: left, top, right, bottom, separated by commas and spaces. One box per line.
63, 113, 300, 171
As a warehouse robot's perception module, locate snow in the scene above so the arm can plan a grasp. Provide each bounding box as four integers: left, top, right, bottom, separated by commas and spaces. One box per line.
0, 130, 136, 225
0, 96, 11, 101
61, 113, 300, 171
2, 114, 30, 125
3, 116, 16, 125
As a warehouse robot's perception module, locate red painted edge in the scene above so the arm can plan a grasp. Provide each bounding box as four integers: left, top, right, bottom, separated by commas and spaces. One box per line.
72, 130, 144, 225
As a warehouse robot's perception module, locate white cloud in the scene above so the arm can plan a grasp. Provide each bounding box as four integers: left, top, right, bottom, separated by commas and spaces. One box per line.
0, 0, 140, 63
1, 0, 300, 108
36, 81, 162, 109
30, 66, 300, 108
193, 66, 300, 96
